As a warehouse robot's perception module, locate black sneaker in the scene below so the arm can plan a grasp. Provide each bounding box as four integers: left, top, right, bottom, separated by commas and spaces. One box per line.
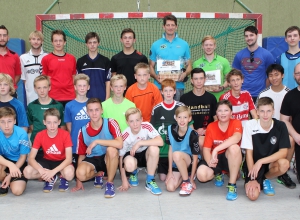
277, 173, 296, 189
0, 187, 9, 196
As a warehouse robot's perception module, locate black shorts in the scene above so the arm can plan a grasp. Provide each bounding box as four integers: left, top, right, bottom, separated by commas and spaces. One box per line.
243, 162, 270, 189
37, 158, 65, 174
157, 157, 169, 175
82, 155, 107, 174
4, 157, 27, 183
72, 153, 79, 168
199, 151, 229, 175
172, 155, 200, 173
123, 148, 148, 168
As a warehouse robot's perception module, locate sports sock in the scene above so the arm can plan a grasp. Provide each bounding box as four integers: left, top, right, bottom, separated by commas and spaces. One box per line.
182, 179, 190, 183
228, 183, 236, 186
146, 174, 154, 183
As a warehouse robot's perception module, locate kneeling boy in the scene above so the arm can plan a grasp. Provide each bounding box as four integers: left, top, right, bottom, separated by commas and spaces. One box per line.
24, 108, 74, 192
118, 107, 163, 195
242, 97, 290, 201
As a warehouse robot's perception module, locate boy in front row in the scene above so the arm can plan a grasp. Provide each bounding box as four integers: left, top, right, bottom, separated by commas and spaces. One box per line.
118, 108, 163, 195
24, 108, 74, 192
0, 107, 30, 196
165, 106, 200, 196
242, 97, 290, 201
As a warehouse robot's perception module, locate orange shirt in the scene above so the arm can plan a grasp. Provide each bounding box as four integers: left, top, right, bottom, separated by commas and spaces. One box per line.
125, 82, 163, 122
203, 119, 242, 154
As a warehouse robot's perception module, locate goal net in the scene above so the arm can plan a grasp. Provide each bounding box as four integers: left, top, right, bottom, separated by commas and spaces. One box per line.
36, 12, 262, 92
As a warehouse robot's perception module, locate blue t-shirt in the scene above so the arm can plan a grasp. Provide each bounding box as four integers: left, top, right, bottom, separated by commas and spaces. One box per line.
150, 33, 191, 89
0, 98, 29, 127
232, 47, 274, 97
0, 125, 30, 161
64, 99, 90, 153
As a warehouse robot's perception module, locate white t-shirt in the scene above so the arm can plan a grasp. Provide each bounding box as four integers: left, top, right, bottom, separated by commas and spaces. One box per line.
120, 122, 160, 156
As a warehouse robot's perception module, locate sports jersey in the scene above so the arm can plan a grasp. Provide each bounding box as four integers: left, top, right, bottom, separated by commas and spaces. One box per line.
220, 90, 255, 126
77, 53, 111, 101
32, 128, 72, 161
204, 119, 243, 154
125, 82, 163, 122
102, 97, 135, 132
150, 101, 185, 157
180, 90, 217, 130
241, 119, 290, 163
193, 54, 231, 100
256, 86, 290, 120
27, 99, 65, 143
0, 98, 29, 128
0, 125, 30, 162
41, 53, 76, 101
232, 47, 274, 97
120, 122, 160, 156
20, 49, 48, 104
149, 33, 191, 90
0, 48, 21, 88
111, 50, 148, 89
77, 118, 122, 156
276, 51, 300, 89
64, 100, 90, 153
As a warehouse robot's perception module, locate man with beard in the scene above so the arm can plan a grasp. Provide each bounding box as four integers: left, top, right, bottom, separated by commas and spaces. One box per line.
20, 31, 48, 105
233, 26, 274, 103
0, 25, 21, 98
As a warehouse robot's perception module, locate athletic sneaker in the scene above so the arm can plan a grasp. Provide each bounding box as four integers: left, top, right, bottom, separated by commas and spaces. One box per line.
58, 177, 69, 192
94, 172, 104, 188
226, 185, 238, 201
0, 187, 9, 196
277, 172, 296, 189
179, 182, 193, 196
145, 179, 162, 195
214, 173, 224, 187
43, 175, 58, 193
263, 179, 275, 196
129, 172, 139, 186
104, 182, 115, 198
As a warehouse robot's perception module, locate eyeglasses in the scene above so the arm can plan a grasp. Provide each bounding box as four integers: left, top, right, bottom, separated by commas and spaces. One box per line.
250, 52, 254, 63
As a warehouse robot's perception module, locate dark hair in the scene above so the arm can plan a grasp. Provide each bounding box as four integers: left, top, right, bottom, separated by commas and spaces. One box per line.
244, 26, 258, 35
285, 26, 300, 37
85, 32, 100, 43
226, 68, 244, 83
163, 14, 177, 26
0, 25, 8, 34
266, 64, 284, 77
51, 30, 66, 42
121, 28, 136, 39
191, 68, 206, 78
86, 98, 102, 109
216, 100, 232, 111
257, 97, 274, 109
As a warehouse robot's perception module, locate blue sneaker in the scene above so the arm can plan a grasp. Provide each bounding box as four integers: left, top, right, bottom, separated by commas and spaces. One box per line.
226, 185, 238, 201
94, 173, 104, 188
129, 172, 139, 186
214, 174, 224, 187
263, 179, 275, 196
43, 175, 58, 193
104, 182, 115, 198
145, 179, 162, 195
58, 177, 69, 192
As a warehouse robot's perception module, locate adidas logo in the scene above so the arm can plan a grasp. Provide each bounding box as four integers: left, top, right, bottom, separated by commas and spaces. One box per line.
237, 101, 241, 104
160, 116, 165, 120
83, 63, 87, 66
26, 60, 30, 63
46, 144, 61, 155
75, 106, 90, 120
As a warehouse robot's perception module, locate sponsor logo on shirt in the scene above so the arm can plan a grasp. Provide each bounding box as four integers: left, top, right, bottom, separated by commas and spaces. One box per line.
58, 59, 65, 62
160, 44, 167, 49
75, 106, 90, 120
46, 144, 61, 154
26, 69, 40, 74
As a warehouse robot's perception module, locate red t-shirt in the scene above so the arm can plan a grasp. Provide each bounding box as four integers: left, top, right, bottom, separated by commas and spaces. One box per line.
203, 119, 242, 154
33, 128, 72, 161
41, 52, 76, 101
0, 48, 21, 88
77, 119, 122, 155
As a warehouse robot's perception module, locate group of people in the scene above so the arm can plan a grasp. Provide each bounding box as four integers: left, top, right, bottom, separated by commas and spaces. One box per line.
0, 14, 300, 202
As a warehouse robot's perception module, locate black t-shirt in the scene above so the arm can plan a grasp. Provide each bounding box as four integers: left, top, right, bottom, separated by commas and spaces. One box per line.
180, 90, 217, 130
280, 87, 300, 133
110, 50, 148, 89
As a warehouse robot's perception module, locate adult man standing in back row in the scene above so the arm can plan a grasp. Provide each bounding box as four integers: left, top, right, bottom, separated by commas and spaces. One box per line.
233, 26, 274, 103
149, 14, 192, 101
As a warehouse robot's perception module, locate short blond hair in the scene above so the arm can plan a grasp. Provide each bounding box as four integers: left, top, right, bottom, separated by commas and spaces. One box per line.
0, 106, 16, 119
44, 108, 60, 120
110, 74, 127, 87
134, 62, 149, 74
29, 30, 44, 41
175, 106, 192, 117
74, 73, 90, 85
125, 107, 142, 121
34, 75, 51, 87
0, 73, 15, 95
201, 35, 216, 45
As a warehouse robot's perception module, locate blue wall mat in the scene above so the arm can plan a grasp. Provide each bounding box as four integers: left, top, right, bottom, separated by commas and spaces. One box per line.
7, 38, 26, 105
